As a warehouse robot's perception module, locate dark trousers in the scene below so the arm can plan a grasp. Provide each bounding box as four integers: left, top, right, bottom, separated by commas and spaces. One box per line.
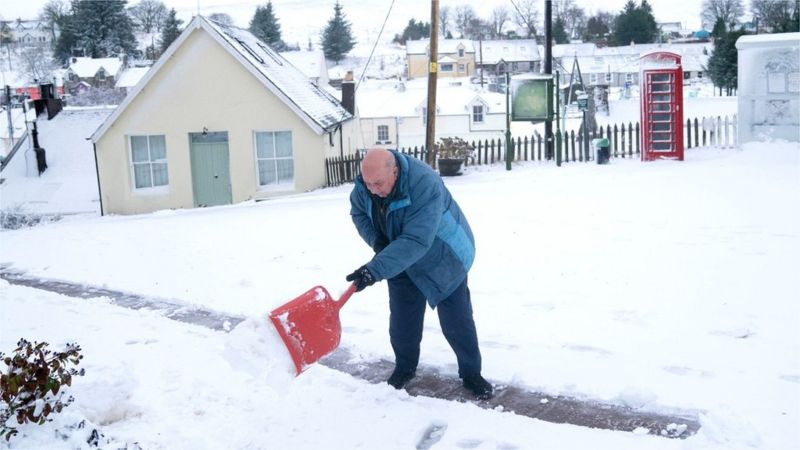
387, 272, 482, 378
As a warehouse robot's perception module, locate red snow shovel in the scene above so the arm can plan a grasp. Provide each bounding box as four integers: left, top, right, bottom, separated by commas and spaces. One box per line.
269, 283, 358, 375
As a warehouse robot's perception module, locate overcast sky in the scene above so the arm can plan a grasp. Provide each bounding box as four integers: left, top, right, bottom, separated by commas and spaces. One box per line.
3, 0, 720, 45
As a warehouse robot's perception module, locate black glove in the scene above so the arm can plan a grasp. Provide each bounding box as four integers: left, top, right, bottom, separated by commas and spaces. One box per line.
346, 265, 376, 292
372, 236, 388, 253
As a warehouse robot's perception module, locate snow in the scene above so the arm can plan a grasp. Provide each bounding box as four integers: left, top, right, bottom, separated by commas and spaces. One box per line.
66, 57, 124, 79
1, 38, 799, 448
2, 136, 800, 448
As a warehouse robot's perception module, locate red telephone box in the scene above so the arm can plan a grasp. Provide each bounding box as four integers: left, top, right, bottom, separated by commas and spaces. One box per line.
639, 51, 684, 161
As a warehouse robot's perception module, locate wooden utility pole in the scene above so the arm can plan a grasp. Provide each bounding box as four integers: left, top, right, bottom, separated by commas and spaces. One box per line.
544, 0, 554, 161
425, 0, 439, 168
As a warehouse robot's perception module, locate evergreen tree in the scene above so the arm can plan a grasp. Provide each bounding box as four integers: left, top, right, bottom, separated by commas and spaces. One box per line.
54, 13, 78, 63
553, 17, 569, 43
71, 0, 137, 58
321, 1, 355, 63
610, 0, 658, 45
706, 27, 746, 95
392, 19, 430, 45
710, 17, 726, 39
159, 8, 183, 55
249, 2, 286, 51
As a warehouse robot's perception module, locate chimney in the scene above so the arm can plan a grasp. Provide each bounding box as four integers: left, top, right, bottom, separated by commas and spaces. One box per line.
341, 70, 355, 115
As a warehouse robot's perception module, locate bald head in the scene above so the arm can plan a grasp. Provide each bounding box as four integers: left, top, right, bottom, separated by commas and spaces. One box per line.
362, 148, 398, 198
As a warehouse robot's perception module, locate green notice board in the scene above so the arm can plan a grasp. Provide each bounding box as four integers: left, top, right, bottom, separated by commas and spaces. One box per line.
510, 76, 553, 122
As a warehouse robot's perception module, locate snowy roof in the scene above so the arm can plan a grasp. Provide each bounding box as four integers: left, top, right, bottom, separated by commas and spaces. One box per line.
406, 39, 475, 55
68, 57, 124, 78
356, 79, 504, 118
477, 39, 541, 64
279, 50, 328, 81
115, 67, 150, 89
92, 16, 351, 142
736, 32, 800, 49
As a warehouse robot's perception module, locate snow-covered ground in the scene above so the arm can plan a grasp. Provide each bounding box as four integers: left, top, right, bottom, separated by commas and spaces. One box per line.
2, 140, 799, 449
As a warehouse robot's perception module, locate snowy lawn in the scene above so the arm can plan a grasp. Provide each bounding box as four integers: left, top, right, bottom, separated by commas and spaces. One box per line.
1, 142, 799, 449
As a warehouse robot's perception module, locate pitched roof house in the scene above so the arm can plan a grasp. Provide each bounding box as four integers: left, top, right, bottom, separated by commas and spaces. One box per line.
90, 16, 355, 215
65, 57, 125, 90
406, 39, 476, 79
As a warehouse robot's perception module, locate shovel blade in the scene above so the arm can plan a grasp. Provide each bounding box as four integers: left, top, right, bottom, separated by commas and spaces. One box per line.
269, 286, 343, 375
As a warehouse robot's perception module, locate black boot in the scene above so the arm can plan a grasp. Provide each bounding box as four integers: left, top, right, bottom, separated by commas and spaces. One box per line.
463, 374, 493, 400
387, 368, 416, 389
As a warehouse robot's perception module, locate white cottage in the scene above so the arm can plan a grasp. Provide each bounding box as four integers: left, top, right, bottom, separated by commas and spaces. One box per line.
90, 16, 355, 215
736, 32, 800, 143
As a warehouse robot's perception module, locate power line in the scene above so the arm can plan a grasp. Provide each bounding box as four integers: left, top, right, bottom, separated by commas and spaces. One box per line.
355, 0, 397, 92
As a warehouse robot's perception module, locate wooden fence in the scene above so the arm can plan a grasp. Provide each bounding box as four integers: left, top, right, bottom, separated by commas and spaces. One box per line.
324, 115, 737, 186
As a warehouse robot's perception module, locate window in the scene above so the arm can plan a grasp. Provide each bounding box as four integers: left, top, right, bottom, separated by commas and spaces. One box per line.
472, 105, 484, 123
377, 125, 389, 142
458, 48, 464, 57
255, 131, 293, 187
97, 70, 106, 81
459, 64, 465, 73
590, 73, 599, 84
441, 63, 454, 72
605, 73, 612, 83
625, 73, 634, 83
130, 135, 168, 189
684, 71, 691, 79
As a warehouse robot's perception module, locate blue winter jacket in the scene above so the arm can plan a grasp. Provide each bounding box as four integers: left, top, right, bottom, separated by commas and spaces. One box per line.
350, 151, 475, 306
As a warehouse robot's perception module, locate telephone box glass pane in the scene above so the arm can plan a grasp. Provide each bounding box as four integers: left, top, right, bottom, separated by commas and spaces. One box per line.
652, 94, 671, 102
652, 103, 671, 112
652, 113, 671, 121
652, 122, 672, 131
653, 142, 672, 150
652, 132, 672, 141
651, 73, 671, 82
652, 83, 671, 92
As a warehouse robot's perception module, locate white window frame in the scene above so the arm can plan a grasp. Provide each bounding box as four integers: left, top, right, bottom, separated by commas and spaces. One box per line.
458, 48, 464, 57
459, 63, 466, 73
254, 130, 295, 191
441, 63, 454, 72
625, 73, 635, 83
605, 73, 612, 83
129, 134, 169, 194
377, 125, 390, 142
472, 105, 484, 123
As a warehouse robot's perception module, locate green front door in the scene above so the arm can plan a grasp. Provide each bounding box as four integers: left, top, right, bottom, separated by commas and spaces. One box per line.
189, 131, 232, 207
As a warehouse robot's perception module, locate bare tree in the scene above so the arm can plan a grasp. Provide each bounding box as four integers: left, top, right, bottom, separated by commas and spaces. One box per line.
489, 6, 510, 38
128, 0, 168, 33
564, 5, 586, 40
552, 0, 577, 21
454, 4, 477, 38
701, 0, 744, 29
511, 0, 540, 38
439, 5, 452, 38
751, 0, 798, 31
17, 47, 58, 84
39, 0, 70, 44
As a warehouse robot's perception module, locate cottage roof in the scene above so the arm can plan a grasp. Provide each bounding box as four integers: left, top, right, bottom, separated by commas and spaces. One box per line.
476, 40, 541, 64
406, 39, 474, 55
91, 16, 351, 142
115, 67, 150, 89
279, 50, 327, 81
356, 79, 504, 118
68, 57, 124, 78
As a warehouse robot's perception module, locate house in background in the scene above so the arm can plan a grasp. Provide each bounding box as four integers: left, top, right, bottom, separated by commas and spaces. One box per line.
406, 39, 475, 79
90, 16, 355, 215
475, 39, 541, 77
357, 79, 506, 149
736, 32, 800, 143
115, 67, 150, 94
0, 19, 56, 46
280, 50, 329, 86
64, 57, 125, 91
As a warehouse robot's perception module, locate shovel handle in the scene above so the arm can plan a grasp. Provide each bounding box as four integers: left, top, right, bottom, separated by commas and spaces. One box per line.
337, 283, 358, 310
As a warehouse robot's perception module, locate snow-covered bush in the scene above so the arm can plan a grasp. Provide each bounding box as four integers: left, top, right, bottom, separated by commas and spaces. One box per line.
0, 339, 85, 441
0, 207, 61, 230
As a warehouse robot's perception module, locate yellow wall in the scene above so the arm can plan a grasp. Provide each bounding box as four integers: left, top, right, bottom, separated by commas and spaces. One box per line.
408, 52, 475, 79
95, 28, 347, 215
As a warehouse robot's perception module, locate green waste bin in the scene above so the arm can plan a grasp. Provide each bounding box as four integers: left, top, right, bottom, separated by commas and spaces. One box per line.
594, 138, 610, 164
